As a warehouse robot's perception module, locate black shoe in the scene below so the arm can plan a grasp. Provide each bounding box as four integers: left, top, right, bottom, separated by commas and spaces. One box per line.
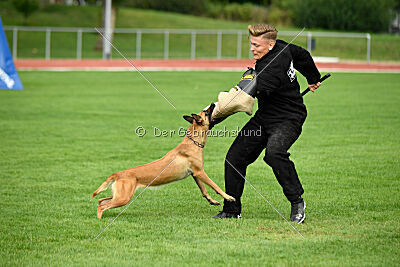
213, 211, 242, 219
290, 200, 306, 223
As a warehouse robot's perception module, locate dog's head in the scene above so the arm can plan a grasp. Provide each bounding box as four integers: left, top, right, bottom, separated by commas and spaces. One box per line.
183, 103, 215, 128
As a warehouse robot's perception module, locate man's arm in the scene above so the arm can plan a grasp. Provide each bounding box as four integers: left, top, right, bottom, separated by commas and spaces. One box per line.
288, 43, 321, 86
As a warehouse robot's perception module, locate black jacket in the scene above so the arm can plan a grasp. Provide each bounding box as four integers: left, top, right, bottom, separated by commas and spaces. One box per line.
254, 39, 320, 126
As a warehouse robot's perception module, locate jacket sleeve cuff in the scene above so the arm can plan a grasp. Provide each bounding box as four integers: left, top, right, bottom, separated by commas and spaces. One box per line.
306, 71, 321, 84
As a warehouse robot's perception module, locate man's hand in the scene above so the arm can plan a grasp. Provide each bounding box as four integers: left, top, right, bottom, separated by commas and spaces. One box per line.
308, 82, 321, 92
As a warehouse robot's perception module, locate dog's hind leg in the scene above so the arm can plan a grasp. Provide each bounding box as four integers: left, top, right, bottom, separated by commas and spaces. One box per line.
98, 196, 112, 205
193, 177, 220, 205
97, 179, 137, 219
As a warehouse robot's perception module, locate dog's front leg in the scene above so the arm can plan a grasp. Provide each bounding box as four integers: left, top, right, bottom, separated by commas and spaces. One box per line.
193, 171, 235, 202
192, 177, 220, 205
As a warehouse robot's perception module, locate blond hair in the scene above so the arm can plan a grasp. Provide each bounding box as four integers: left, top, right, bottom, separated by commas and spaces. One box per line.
248, 24, 278, 40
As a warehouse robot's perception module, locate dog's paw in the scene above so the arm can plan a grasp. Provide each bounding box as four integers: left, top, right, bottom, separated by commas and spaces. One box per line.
209, 200, 221, 206
226, 195, 236, 202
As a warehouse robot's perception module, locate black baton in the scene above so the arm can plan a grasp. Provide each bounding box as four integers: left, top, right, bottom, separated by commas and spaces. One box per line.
301, 73, 331, 96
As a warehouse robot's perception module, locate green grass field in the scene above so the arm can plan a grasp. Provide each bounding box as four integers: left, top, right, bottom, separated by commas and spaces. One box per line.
1, 2, 400, 61
0, 71, 399, 265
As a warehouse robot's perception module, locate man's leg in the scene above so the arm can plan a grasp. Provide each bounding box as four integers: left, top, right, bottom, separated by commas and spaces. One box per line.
262, 122, 306, 223
263, 122, 304, 203
221, 118, 266, 215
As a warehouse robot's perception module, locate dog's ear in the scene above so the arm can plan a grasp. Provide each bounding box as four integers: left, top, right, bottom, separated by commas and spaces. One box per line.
183, 115, 194, 124
191, 114, 203, 125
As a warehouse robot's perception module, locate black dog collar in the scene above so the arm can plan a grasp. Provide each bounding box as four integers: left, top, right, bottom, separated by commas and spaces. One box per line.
186, 131, 205, 148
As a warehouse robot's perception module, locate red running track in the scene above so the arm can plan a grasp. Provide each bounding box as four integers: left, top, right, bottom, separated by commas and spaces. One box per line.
14, 59, 400, 72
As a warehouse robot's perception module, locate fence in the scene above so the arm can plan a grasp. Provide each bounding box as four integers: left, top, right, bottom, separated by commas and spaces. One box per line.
3, 26, 371, 62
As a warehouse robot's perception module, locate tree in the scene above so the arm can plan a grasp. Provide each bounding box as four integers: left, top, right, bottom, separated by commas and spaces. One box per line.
12, 0, 39, 24
292, 0, 396, 32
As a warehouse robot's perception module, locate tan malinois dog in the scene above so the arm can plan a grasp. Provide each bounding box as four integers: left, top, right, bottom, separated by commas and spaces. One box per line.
92, 104, 235, 219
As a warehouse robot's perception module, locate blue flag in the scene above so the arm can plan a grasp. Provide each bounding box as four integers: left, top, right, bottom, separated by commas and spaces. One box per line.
0, 16, 23, 90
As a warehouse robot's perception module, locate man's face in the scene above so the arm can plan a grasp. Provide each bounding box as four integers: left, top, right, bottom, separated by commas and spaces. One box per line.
250, 35, 274, 60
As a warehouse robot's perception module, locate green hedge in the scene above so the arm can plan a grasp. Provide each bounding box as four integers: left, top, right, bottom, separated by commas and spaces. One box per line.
123, 0, 208, 16
123, 0, 279, 25
291, 0, 396, 32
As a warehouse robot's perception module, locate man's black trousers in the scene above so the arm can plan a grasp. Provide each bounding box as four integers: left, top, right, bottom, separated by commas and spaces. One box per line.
223, 117, 304, 214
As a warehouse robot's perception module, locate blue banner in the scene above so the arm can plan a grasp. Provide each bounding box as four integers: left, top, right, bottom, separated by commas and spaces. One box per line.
0, 16, 23, 90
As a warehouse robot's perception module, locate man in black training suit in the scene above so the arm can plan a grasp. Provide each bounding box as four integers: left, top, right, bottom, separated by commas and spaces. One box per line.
213, 24, 321, 223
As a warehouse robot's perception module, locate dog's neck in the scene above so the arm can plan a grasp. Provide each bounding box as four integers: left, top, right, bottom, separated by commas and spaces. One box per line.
185, 124, 208, 148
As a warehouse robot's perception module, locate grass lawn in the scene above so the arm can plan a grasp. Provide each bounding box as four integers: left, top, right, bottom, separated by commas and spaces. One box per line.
0, 71, 399, 265
1, 2, 400, 61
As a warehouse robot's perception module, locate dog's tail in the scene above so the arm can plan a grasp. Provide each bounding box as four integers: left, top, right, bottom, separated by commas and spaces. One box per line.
92, 174, 117, 198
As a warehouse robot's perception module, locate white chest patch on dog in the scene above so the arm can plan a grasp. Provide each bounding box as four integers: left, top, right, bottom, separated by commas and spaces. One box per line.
287, 60, 296, 82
